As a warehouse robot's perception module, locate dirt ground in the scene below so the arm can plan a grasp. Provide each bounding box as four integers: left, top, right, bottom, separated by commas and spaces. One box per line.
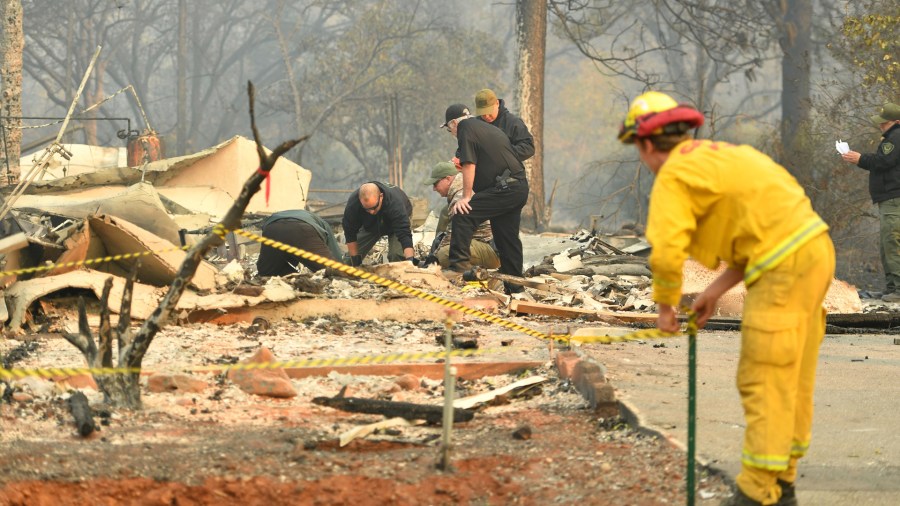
0, 307, 733, 505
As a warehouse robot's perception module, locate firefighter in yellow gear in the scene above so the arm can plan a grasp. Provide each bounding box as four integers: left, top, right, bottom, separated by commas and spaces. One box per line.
618, 91, 835, 506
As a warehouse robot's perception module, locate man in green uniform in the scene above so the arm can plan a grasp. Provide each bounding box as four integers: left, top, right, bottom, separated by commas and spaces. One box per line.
842, 102, 900, 301
424, 161, 500, 269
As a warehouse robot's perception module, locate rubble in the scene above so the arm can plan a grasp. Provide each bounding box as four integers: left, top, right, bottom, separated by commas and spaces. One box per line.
0, 131, 883, 489
522, 230, 862, 318
227, 347, 298, 399
0, 127, 867, 341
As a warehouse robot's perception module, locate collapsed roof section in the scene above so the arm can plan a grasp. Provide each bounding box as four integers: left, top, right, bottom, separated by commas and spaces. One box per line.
13, 182, 184, 244
23, 135, 313, 218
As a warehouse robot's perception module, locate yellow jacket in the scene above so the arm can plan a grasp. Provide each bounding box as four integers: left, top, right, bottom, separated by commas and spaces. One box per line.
647, 139, 829, 306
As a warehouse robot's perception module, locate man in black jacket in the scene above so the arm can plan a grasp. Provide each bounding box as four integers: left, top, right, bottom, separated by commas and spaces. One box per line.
441, 103, 529, 292
474, 88, 534, 162
842, 102, 900, 301
341, 182, 415, 266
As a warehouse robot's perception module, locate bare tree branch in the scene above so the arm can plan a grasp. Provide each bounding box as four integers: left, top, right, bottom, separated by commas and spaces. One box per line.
97, 277, 113, 368
126, 81, 307, 371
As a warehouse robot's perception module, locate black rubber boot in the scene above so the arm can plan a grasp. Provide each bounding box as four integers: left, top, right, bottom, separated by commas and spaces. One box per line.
503, 281, 525, 294
720, 487, 762, 506
775, 479, 797, 506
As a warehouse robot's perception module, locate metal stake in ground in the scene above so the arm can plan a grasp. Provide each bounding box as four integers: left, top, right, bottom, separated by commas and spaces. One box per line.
439, 316, 456, 471
686, 312, 698, 506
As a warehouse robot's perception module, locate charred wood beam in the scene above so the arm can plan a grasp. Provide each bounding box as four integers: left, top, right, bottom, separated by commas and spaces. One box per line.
700, 314, 900, 332
67, 391, 96, 437
591, 237, 627, 255
825, 313, 900, 330
313, 387, 475, 425
581, 254, 648, 266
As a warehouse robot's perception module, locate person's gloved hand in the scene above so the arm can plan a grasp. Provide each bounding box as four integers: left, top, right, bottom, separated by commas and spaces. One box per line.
462, 267, 487, 282
420, 255, 439, 268
349, 255, 363, 267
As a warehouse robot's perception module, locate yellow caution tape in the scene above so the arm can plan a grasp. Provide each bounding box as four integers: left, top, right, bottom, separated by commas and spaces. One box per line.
0, 366, 142, 380
0, 245, 190, 278
0, 225, 693, 380
223, 227, 556, 340
564, 328, 681, 344
225, 226, 694, 345
0, 348, 499, 380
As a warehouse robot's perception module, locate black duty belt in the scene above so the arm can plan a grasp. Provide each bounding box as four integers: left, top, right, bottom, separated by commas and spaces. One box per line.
496, 169, 524, 189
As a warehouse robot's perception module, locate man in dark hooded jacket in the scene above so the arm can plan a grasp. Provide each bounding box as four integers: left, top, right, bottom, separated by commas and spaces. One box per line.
474, 88, 534, 162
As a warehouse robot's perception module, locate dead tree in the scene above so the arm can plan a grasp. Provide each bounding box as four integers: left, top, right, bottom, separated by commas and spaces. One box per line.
62, 82, 307, 409
515, 0, 547, 232
63, 270, 142, 408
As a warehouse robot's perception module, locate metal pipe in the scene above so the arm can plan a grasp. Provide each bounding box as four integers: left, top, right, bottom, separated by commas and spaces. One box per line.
1, 116, 132, 141
18, 125, 84, 154
56, 46, 102, 144
1, 117, 8, 183
439, 316, 456, 471
687, 314, 697, 506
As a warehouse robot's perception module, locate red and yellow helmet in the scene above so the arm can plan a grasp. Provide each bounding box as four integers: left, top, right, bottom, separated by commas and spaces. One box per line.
617, 91, 705, 144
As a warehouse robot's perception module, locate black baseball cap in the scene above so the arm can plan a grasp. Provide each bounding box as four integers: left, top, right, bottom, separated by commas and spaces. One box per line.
440, 104, 470, 128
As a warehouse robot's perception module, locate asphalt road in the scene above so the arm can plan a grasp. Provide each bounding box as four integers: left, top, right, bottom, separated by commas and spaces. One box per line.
583, 330, 900, 505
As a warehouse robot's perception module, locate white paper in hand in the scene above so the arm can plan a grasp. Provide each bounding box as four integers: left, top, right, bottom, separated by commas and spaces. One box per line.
835, 140, 850, 155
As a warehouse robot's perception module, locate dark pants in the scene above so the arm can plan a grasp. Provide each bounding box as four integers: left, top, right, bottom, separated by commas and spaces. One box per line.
352, 226, 406, 263
257, 219, 335, 276
449, 180, 528, 278
878, 198, 900, 293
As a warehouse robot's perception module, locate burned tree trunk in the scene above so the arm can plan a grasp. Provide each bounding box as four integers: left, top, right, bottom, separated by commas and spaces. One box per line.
515, 0, 547, 231
62, 82, 307, 409
63, 270, 142, 408
779, 0, 812, 177
0, 0, 24, 180
176, 0, 188, 156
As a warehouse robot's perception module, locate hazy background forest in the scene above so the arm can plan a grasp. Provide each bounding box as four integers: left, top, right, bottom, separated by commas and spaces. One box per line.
0, 0, 897, 288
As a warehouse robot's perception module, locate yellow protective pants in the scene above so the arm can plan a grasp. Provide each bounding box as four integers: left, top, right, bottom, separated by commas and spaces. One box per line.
735, 232, 835, 505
